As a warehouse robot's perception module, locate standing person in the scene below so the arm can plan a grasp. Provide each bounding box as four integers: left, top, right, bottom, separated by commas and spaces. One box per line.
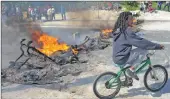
157, 1, 163, 10
60, 4, 66, 20
10, 5, 16, 16
2, 4, 8, 16
34, 7, 38, 20
43, 6, 48, 21
2, 4, 5, 15
104, 2, 108, 10
5, 4, 10, 17
28, 6, 32, 19
163, 1, 170, 11
144, 1, 149, 12
108, 2, 112, 10
15, 5, 22, 20
148, 1, 155, 13
51, 6, 56, 20
36, 6, 41, 20
2, 4, 8, 26
39, 6, 43, 20
31, 7, 36, 21
140, 1, 145, 12
47, 6, 52, 21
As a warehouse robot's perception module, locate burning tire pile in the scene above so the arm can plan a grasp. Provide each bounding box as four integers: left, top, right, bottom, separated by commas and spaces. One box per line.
2, 21, 112, 85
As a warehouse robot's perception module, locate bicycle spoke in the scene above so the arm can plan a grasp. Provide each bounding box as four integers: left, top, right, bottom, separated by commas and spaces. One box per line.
94, 72, 121, 97
146, 66, 166, 90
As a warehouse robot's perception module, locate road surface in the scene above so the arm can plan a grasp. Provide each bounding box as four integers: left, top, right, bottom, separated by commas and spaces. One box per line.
2, 19, 170, 99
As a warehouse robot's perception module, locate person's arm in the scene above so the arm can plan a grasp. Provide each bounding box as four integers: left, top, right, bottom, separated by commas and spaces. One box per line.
126, 27, 162, 50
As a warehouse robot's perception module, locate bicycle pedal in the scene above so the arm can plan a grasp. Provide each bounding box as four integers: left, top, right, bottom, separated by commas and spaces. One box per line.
122, 81, 133, 87
126, 77, 133, 86
127, 82, 133, 86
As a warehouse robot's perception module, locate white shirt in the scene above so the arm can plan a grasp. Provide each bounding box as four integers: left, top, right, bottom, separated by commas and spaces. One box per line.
47, 8, 52, 15
51, 8, 55, 14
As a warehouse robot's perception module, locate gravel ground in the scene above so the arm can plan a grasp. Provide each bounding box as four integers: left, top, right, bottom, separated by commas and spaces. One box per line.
2, 11, 170, 99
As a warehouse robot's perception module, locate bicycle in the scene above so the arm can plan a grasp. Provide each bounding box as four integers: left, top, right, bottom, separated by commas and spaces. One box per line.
93, 50, 169, 99
9, 39, 87, 69
9, 39, 59, 69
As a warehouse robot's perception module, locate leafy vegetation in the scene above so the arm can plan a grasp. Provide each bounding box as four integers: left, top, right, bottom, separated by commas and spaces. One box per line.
121, 1, 140, 11
152, 1, 158, 10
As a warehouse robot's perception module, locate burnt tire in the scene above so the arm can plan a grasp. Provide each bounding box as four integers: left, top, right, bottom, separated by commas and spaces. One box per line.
144, 65, 168, 92
93, 72, 121, 99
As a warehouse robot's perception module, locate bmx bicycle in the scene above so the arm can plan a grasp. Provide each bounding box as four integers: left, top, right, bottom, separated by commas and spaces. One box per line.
93, 50, 169, 99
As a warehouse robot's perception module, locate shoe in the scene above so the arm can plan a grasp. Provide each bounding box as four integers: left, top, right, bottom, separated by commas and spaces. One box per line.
127, 77, 133, 86
126, 68, 139, 80
122, 77, 133, 86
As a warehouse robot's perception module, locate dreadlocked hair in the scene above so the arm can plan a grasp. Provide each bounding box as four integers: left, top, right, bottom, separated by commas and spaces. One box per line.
113, 12, 132, 34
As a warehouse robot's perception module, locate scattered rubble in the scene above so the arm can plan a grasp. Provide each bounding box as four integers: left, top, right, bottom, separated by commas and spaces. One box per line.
2, 31, 111, 85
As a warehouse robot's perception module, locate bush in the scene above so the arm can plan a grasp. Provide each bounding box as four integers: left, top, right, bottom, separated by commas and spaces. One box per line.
121, 1, 140, 11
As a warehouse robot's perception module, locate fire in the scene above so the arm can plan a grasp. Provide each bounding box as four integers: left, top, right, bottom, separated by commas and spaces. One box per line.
72, 49, 78, 55
132, 19, 137, 27
30, 29, 78, 56
101, 29, 113, 37
37, 33, 70, 56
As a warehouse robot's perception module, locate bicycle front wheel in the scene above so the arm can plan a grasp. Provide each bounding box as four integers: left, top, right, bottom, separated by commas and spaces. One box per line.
144, 65, 168, 92
93, 72, 121, 99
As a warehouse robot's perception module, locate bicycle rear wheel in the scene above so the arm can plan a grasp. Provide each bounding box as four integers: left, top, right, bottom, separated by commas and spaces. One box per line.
93, 72, 121, 99
144, 65, 168, 92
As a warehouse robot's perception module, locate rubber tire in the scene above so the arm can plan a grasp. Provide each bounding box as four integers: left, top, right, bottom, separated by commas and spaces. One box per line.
144, 65, 168, 92
93, 72, 121, 99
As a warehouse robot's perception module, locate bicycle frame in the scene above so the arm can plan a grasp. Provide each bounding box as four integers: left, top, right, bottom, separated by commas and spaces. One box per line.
107, 57, 152, 88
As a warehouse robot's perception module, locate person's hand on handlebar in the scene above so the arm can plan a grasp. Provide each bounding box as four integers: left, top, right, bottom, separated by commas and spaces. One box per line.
160, 44, 165, 50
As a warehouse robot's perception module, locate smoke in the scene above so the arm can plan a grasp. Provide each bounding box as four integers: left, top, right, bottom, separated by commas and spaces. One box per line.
67, 10, 118, 29
1, 16, 34, 41
42, 27, 99, 45
3, 16, 83, 46
1, 16, 33, 69
40, 10, 119, 45
2, 10, 118, 46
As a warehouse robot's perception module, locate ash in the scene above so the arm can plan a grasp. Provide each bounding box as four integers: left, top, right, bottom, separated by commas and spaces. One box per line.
2, 35, 111, 85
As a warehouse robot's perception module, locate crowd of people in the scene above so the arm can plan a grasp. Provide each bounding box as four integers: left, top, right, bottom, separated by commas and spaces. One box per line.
2, 4, 23, 20
140, 1, 170, 13
2, 3, 67, 22
157, 1, 170, 11
2, 1, 170, 24
140, 1, 156, 13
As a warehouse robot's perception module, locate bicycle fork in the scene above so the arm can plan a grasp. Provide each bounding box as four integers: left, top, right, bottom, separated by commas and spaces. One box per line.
149, 64, 159, 80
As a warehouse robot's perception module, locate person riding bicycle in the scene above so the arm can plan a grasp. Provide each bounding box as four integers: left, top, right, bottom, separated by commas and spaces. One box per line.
112, 12, 164, 80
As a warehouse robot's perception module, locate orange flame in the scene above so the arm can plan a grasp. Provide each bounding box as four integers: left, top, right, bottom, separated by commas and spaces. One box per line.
101, 29, 113, 37
37, 33, 70, 56
72, 49, 78, 55
30, 29, 78, 56
132, 19, 137, 27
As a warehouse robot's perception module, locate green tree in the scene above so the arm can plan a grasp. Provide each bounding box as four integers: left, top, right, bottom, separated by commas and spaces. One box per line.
121, 1, 139, 11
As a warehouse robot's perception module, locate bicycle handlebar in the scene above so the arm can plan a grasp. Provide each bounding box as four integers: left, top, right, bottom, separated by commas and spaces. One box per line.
27, 41, 33, 47
20, 39, 33, 47
147, 48, 165, 57
20, 39, 26, 44
19, 39, 34, 56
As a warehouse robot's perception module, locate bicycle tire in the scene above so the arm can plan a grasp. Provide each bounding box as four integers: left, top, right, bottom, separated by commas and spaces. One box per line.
144, 65, 168, 92
93, 72, 121, 99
